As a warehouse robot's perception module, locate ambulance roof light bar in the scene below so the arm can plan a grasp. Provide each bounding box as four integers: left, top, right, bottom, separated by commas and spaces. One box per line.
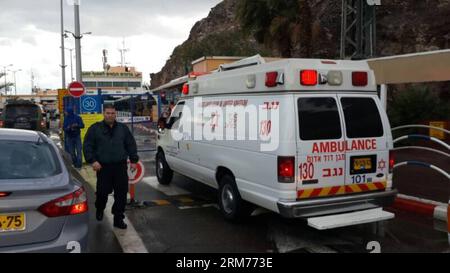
219, 54, 266, 72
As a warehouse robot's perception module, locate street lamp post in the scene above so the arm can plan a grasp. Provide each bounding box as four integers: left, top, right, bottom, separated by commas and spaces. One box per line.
9, 69, 22, 95
65, 29, 91, 82
60, 0, 67, 89
64, 1, 91, 83
74, 2, 82, 82
66, 48, 75, 82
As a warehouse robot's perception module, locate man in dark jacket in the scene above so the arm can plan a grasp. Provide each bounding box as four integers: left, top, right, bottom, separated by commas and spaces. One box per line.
63, 108, 85, 169
83, 104, 139, 229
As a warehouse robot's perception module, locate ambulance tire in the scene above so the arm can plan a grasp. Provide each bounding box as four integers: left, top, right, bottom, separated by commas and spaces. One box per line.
156, 151, 173, 185
218, 174, 254, 222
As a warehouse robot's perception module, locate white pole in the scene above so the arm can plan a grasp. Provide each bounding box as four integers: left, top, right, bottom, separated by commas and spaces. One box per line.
74, 1, 82, 82
60, 0, 66, 88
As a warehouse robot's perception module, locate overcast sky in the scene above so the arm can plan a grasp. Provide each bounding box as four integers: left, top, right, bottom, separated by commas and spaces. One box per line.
0, 0, 222, 94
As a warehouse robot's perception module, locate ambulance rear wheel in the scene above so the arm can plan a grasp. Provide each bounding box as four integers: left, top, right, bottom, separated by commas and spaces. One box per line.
156, 151, 173, 185
218, 174, 254, 222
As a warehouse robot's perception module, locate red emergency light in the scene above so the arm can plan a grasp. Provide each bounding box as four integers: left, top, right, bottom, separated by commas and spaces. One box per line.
265, 72, 278, 87
182, 83, 189, 95
300, 70, 318, 86
352, 71, 368, 86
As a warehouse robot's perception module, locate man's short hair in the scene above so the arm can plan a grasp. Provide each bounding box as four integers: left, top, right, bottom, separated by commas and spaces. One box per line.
103, 104, 116, 111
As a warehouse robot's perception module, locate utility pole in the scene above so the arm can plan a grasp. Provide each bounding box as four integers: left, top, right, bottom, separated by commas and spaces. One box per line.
9, 69, 21, 95
65, 2, 91, 83
340, 0, 380, 59
60, 0, 67, 88
65, 48, 75, 82
31, 69, 36, 94
74, 0, 82, 82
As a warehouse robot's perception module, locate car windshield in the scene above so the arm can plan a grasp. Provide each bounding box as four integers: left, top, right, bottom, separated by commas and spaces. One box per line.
5, 105, 38, 118
0, 140, 62, 180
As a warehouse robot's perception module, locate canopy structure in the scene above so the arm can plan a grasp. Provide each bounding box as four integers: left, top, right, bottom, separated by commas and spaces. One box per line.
367, 49, 450, 84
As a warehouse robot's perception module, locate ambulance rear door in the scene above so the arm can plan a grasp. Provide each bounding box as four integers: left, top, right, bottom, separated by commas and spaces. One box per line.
295, 94, 347, 199
337, 94, 389, 193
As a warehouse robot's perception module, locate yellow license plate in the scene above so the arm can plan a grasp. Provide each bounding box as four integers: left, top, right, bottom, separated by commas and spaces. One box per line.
0, 213, 26, 233
354, 158, 372, 170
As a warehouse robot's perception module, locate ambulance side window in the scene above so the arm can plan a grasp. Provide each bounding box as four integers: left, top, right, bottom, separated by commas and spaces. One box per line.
298, 97, 342, 140
167, 101, 185, 129
340, 97, 383, 138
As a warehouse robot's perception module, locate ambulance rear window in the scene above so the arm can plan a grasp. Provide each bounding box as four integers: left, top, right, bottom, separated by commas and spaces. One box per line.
341, 97, 384, 138
298, 97, 342, 140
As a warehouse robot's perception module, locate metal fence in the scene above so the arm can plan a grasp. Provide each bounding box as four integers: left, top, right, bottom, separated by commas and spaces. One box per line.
112, 94, 158, 161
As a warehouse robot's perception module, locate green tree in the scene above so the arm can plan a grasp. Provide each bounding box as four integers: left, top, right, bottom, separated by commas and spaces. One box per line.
237, 0, 312, 57
387, 87, 450, 127
0, 72, 13, 92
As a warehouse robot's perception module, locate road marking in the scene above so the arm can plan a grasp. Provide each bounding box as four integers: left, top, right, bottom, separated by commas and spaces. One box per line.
152, 199, 172, 206
269, 221, 343, 253
104, 196, 148, 253
179, 204, 218, 210
142, 176, 191, 196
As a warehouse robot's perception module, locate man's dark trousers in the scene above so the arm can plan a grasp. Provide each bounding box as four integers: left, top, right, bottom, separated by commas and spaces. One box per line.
95, 162, 128, 221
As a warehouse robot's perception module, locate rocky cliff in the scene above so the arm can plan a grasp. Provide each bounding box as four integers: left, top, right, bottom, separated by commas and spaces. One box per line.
150, 0, 450, 88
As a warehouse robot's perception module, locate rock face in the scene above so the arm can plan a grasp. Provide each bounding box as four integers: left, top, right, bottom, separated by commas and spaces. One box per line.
150, 0, 450, 88
150, 0, 265, 88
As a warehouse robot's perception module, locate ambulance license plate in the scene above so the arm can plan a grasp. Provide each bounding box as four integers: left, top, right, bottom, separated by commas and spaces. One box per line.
354, 158, 372, 170
0, 213, 26, 233
350, 155, 376, 174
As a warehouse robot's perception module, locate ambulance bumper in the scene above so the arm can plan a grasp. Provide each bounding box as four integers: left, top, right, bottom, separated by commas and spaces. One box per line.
277, 189, 398, 218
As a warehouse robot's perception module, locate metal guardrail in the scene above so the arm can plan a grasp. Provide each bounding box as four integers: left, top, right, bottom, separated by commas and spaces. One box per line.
394, 146, 449, 158
394, 134, 450, 150
392, 124, 449, 180
392, 124, 450, 135
394, 161, 449, 180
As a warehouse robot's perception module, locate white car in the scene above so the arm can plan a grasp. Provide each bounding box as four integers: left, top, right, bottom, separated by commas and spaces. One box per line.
156, 56, 397, 224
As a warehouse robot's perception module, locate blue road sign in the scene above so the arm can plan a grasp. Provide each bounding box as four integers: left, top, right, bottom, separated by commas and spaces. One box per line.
81, 95, 102, 113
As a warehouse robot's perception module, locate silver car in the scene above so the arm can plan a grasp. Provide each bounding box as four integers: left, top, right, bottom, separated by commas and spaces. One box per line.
0, 129, 89, 253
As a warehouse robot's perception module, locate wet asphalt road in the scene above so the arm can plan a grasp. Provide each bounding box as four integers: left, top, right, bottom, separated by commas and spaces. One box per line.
106, 155, 449, 253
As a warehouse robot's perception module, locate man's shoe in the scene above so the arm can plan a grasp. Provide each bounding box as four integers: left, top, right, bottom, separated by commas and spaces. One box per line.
113, 219, 127, 230
96, 210, 103, 221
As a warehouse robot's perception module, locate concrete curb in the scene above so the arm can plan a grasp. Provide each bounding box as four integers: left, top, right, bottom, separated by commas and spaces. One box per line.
391, 194, 448, 222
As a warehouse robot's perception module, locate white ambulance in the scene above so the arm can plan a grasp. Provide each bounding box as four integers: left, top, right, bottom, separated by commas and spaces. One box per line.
156, 55, 397, 228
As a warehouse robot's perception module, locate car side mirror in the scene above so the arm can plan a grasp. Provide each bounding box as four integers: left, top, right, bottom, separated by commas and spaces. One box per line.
158, 117, 167, 131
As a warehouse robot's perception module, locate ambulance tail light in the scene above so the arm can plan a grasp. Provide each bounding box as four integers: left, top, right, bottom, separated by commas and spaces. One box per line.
300, 70, 318, 86
182, 84, 189, 95
352, 71, 368, 86
278, 156, 295, 183
389, 150, 395, 174
265, 72, 278, 87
